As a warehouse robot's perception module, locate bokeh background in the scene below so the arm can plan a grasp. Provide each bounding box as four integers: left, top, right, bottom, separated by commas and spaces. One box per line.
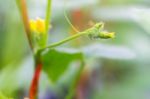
0, 0, 150, 99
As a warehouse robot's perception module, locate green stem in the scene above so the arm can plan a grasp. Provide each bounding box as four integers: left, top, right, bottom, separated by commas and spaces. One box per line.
45, 0, 52, 34
41, 32, 86, 50
65, 61, 84, 99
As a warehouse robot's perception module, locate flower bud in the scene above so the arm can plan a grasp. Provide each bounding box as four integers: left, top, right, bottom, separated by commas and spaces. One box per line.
29, 18, 46, 34
29, 18, 49, 51
99, 31, 115, 39
87, 22, 115, 40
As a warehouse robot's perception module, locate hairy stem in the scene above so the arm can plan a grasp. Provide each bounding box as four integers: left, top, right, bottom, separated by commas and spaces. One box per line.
41, 32, 86, 50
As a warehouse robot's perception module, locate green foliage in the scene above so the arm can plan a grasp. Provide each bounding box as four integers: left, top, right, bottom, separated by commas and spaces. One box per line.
0, 91, 9, 99
42, 48, 83, 82
0, 0, 27, 69
2, 0, 150, 98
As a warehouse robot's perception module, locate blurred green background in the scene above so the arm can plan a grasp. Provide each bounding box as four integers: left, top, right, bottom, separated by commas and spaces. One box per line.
0, 0, 150, 99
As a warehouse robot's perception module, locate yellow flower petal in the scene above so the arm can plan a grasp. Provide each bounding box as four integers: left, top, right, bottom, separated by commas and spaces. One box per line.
29, 18, 46, 34
29, 20, 36, 32
36, 18, 45, 33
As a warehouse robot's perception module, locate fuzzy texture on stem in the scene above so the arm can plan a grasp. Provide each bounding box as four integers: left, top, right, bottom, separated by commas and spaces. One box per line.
42, 32, 86, 50
41, 22, 115, 51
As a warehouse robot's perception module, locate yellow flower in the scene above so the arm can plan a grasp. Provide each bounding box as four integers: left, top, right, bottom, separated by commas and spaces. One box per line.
29, 18, 46, 34
36, 18, 46, 33
29, 20, 36, 32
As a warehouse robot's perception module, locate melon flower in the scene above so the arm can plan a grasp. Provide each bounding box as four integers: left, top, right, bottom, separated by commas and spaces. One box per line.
29, 18, 46, 34
29, 18, 50, 51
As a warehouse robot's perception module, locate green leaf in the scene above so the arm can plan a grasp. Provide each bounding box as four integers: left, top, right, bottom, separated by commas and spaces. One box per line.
0, 91, 9, 99
42, 48, 83, 82
132, 8, 150, 35
82, 44, 136, 60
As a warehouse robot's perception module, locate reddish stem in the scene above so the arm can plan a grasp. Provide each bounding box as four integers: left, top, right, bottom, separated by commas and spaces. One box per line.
18, 0, 33, 49
29, 63, 42, 99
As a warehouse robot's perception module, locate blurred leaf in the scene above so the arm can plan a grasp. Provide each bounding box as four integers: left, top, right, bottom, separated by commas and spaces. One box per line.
42, 43, 136, 83
0, 91, 9, 99
0, 56, 33, 95
82, 44, 136, 60
42, 48, 83, 82
0, 0, 28, 68
29, 0, 98, 18
132, 8, 150, 35
92, 7, 133, 21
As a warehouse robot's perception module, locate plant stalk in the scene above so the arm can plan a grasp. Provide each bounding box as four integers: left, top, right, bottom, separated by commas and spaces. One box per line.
41, 32, 86, 50
16, 0, 52, 99
29, 51, 42, 99
65, 61, 84, 99
29, 62, 42, 99
17, 0, 33, 49
45, 0, 52, 34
